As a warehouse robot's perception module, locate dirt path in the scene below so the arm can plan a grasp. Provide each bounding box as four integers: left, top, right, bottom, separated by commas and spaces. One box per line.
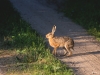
10, 0, 100, 75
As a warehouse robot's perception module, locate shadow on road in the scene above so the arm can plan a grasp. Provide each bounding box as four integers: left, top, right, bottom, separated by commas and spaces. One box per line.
58, 50, 100, 59
72, 50, 100, 57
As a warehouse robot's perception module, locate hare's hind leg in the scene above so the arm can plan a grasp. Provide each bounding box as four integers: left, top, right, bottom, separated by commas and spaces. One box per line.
72, 47, 74, 51
63, 47, 67, 55
64, 46, 72, 56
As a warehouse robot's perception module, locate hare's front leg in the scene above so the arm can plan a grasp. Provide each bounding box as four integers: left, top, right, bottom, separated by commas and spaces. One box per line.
52, 48, 57, 56
52, 49, 55, 55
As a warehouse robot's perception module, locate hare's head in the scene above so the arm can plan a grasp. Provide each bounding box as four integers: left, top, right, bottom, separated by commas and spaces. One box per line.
46, 25, 56, 39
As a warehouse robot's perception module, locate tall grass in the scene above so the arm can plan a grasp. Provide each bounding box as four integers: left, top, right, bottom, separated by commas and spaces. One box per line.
59, 0, 100, 40
0, 0, 73, 75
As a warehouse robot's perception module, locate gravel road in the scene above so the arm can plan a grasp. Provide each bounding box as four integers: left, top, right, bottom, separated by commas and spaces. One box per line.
10, 0, 100, 75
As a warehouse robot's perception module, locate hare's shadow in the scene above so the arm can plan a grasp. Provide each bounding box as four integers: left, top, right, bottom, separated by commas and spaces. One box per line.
72, 50, 100, 57
58, 50, 100, 58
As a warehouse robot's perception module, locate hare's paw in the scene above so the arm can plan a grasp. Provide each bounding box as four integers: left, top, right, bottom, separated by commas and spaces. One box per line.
66, 52, 72, 57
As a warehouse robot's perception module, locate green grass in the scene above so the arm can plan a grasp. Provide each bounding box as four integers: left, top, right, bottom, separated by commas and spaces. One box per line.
59, 0, 100, 41
0, 0, 73, 75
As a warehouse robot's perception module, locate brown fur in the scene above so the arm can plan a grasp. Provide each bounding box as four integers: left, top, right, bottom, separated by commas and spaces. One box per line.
46, 25, 74, 56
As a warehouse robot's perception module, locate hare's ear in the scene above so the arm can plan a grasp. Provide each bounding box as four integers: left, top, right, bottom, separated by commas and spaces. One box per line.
52, 25, 56, 35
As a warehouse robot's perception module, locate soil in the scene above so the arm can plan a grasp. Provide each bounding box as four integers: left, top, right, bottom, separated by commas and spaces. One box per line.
1, 0, 100, 75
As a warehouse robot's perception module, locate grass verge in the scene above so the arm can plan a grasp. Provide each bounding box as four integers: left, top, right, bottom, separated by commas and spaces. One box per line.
60, 0, 100, 41
0, 0, 73, 75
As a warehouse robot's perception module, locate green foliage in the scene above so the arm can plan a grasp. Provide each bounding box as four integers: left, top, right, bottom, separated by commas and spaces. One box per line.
61, 0, 100, 40
0, 0, 73, 75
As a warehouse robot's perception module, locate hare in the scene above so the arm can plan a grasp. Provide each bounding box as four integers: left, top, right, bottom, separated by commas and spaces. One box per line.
46, 25, 74, 56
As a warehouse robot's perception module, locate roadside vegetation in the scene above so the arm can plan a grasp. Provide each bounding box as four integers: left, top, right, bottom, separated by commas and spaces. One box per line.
0, 0, 73, 75
61, 0, 100, 40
